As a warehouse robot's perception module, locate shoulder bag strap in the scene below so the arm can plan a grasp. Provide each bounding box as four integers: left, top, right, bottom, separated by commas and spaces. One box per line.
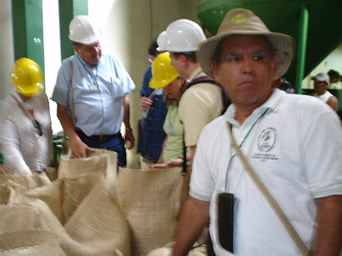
226, 122, 309, 256
69, 58, 76, 127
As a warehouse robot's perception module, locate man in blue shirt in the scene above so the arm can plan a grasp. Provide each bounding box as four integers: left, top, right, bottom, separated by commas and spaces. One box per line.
52, 15, 135, 167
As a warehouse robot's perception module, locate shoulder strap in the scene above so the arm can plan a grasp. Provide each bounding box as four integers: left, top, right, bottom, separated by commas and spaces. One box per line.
185, 75, 231, 114
226, 122, 309, 256
186, 76, 219, 89
69, 58, 76, 127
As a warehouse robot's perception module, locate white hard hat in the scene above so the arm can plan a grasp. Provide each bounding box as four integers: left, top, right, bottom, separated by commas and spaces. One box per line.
68, 15, 102, 45
157, 19, 206, 52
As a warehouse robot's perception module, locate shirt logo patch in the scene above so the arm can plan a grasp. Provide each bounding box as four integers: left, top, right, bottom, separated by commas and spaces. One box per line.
257, 127, 277, 152
252, 127, 279, 162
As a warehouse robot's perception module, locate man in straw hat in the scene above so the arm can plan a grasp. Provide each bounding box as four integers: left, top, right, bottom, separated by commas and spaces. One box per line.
173, 8, 342, 256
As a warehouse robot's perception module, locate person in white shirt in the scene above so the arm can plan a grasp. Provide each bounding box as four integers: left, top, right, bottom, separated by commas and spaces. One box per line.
172, 8, 342, 256
312, 72, 339, 111
1, 58, 54, 176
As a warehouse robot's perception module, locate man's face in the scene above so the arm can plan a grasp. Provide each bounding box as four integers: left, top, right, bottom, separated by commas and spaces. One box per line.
212, 35, 277, 109
74, 42, 102, 66
313, 80, 328, 94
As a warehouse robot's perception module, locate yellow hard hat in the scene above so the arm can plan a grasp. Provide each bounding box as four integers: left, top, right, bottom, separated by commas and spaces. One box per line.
10, 58, 44, 97
149, 52, 180, 89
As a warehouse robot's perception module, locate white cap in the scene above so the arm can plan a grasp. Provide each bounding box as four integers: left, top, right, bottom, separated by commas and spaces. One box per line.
311, 73, 330, 84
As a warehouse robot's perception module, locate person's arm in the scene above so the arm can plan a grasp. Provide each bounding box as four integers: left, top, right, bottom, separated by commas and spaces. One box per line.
123, 95, 134, 149
311, 195, 342, 255
152, 136, 185, 168
56, 104, 94, 158
326, 96, 339, 111
188, 145, 197, 166
173, 196, 210, 256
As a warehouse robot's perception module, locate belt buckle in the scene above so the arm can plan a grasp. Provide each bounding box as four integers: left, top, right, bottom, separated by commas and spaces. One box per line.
99, 135, 105, 142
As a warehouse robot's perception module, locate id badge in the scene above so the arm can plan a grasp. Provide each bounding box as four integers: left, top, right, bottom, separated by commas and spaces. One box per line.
166, 125, 174, 134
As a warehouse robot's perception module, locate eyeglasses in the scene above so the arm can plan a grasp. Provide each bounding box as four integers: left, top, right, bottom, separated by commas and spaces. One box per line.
32, 119, 43, 136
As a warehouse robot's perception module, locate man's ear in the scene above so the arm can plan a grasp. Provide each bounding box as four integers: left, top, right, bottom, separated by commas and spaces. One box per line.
73, 45, 79, 54
179, 54, 188, 68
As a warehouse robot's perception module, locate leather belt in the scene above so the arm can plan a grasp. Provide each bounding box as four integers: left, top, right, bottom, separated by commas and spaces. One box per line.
76, 129, 120, 143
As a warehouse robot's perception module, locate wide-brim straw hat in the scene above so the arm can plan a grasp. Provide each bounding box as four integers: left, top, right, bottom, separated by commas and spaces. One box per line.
197, 8, 295, 79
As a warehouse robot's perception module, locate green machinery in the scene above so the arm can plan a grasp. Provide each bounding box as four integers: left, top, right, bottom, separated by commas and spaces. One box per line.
197, 0, 342, 93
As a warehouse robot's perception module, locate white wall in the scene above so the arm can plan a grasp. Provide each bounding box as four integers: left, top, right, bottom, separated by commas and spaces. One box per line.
43, 0, 62, 134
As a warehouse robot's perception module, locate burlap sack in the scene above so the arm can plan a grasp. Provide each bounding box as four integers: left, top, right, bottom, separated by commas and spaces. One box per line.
26, 172, 105, 224
0, 171, 50, 189
115, 166, 190, 255
0, 148, 129, 256
139, 156, 155, 171
45, 166, 58, 182
63, 176, 130, 256
0, 230, 66, 256
58, 148, 117, 196
0, 183, 11, 205
0, 172, 51, 205
22, 172, 130, 256
0, 205, 43, 232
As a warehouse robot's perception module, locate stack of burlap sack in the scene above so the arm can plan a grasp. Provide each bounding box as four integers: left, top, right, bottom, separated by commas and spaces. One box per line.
0, 149, 206, 255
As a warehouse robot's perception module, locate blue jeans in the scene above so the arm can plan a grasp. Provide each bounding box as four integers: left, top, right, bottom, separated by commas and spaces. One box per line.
77, 131, 126, 167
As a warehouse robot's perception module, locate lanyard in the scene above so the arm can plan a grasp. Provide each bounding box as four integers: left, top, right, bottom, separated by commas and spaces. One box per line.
76, 54, 99, 86
224, 91, 283, 192
224, 108, 270, 192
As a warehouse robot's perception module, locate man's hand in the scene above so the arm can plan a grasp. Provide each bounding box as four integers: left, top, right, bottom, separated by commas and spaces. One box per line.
125, 129, 135, 149
139, 96, 153, 110
70, 135, 95, 158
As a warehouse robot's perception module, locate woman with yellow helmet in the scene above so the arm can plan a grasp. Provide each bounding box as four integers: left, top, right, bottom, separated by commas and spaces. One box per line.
0, 58, 54, 175
149, 52, 187, 168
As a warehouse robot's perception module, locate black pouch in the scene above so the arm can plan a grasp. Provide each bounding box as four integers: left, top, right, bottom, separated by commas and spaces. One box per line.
217, 192, 234, 253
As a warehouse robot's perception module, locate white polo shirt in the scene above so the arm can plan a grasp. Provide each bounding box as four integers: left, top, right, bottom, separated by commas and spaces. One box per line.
190, 89, 342, 255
